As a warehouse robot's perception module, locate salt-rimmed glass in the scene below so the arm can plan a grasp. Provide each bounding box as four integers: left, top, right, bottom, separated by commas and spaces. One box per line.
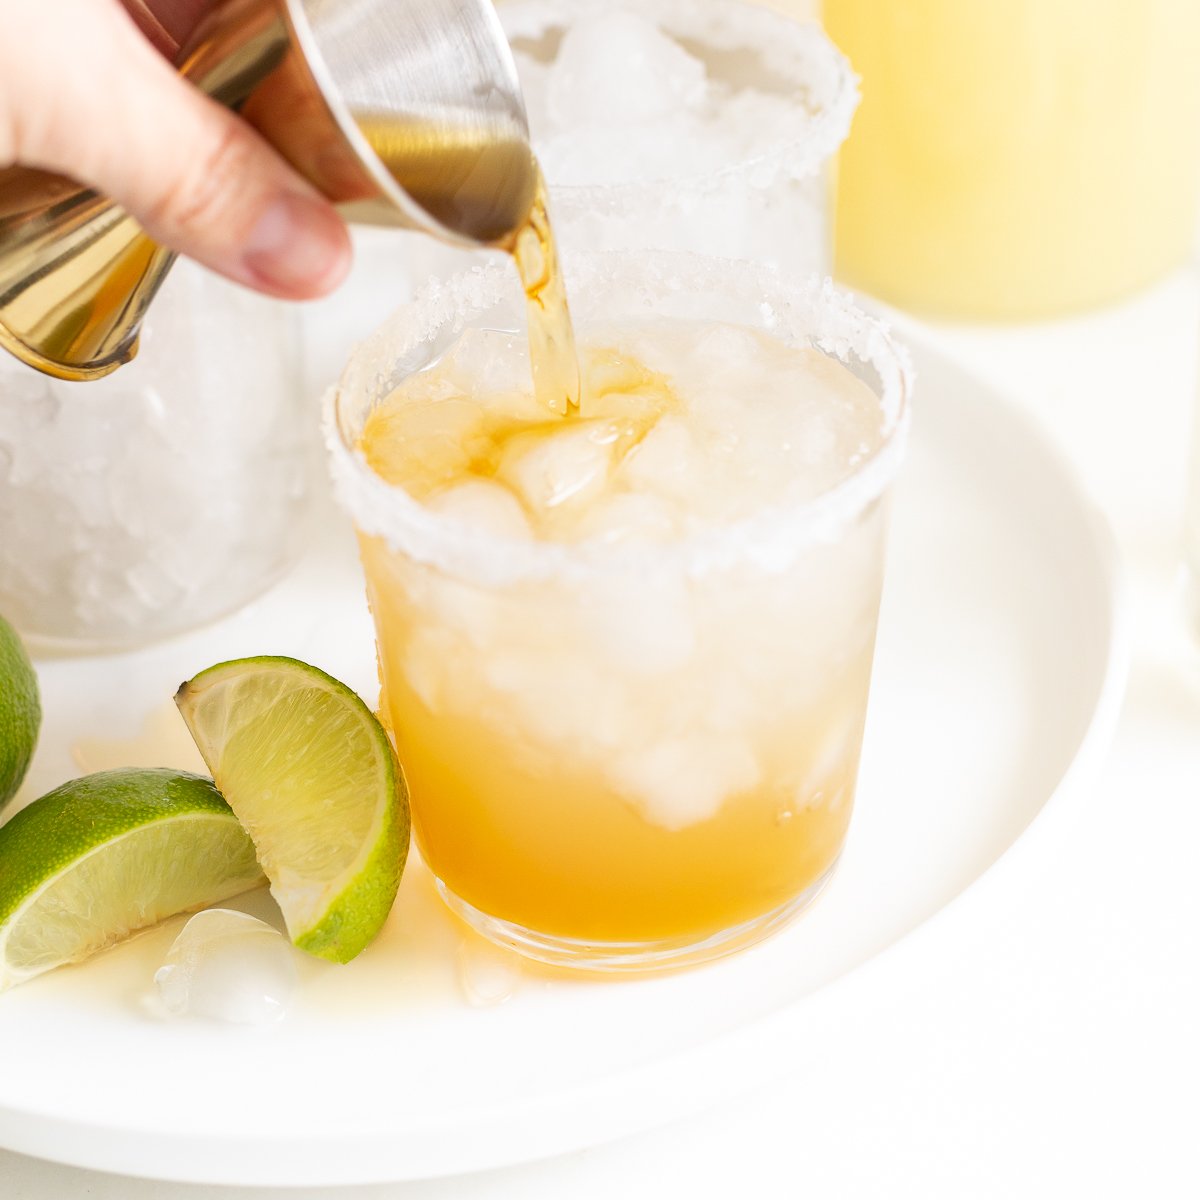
328, 251, 910, 970
400, 0, 856, 294
510, 0, 856, 268
312, 0, 856, 398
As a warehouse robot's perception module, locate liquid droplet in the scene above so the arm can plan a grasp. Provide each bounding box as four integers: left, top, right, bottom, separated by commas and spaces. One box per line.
456, 938, 522, 1008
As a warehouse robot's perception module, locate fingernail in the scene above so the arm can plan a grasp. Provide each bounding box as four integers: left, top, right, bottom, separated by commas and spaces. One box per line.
243, 193, 350, 295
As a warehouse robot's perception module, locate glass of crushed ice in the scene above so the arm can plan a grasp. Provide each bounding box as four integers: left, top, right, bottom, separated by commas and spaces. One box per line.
507, 0, 856, 266
373, 0, 854, 334
0, 260, 311, 649
328, 251, 910, 970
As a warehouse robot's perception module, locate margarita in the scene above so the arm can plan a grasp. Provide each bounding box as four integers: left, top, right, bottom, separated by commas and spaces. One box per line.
330, 253, 909, 969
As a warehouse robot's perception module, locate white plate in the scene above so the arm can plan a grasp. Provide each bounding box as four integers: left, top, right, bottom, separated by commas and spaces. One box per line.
0, 336, 1128, 1186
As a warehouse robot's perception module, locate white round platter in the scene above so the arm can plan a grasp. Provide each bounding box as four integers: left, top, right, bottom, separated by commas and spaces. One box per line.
0, 334, 1128, 1185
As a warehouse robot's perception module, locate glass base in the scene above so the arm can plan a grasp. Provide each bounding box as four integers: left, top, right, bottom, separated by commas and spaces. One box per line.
434, 860, 839, 973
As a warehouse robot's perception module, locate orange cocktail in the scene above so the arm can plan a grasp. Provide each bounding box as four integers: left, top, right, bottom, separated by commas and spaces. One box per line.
330, 253, 909, 969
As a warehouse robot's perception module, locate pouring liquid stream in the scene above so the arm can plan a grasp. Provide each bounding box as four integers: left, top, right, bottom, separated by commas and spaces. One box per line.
340, 110, 582, 416
358, 118, 581, 416
505, 168, 582, 417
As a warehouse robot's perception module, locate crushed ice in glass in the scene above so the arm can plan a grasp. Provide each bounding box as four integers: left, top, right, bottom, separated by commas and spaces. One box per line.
511, 1, 852, 189
451, 0, 858, 272
0, 261, 309, 645
356, 310, 892, 830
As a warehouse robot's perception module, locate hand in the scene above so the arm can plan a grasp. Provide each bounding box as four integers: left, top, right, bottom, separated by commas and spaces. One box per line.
0, 0, 352, 299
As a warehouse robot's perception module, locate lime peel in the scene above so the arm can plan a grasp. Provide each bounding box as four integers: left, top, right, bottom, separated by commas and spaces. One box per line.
0, 613, 40, 810
175, 656, 408, 964
0, 768, 265, 993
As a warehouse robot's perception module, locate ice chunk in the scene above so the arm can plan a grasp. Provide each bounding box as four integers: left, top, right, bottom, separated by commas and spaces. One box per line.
495, 420, 622, 515
403, 626, 465, 712
426, 479, 533, 540
484, 650, 631, 749
442, 329, 533, 401
154, 909, 297, 1026
797, 716, 859, 803
547, 12, 707, 129
421, 574, 500, 650
361, 395, 486, 496
690, 323, 765, 371
572, 490, 678, 545
620, 416, 701, 501
611, 735, 760, 830
582, 572, 696, 675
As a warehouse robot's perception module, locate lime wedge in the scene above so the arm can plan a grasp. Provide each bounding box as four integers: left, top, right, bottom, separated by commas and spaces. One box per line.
0, 768, 265, 993
175, 657, 408, 964
0, 612, 40, 810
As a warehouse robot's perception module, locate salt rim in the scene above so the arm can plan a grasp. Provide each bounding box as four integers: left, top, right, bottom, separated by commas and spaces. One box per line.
324, 251, 912, 589
502, 0, 859, 208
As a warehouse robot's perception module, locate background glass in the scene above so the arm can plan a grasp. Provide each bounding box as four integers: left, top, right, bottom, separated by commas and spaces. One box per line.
826, 0, 1200, 318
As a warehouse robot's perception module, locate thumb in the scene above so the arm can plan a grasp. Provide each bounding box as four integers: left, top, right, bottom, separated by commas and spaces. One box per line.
14, 0, 351, 299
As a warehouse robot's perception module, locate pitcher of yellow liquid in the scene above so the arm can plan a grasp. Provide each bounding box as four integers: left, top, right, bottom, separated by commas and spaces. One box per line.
825, 0, 1200, 319
0, 0, 537, 381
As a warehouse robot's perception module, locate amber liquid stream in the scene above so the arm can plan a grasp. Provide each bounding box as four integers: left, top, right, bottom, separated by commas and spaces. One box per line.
503, 169, 582, 416
359, 114, 581, 416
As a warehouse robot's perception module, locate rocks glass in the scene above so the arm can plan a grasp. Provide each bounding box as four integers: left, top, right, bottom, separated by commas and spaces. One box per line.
328, 252, 910, 970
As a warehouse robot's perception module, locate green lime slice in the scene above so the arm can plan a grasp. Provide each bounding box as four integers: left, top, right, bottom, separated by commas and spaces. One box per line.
175, 657, 408, 964
0, 768, 264, 993
0, 613, 40, 810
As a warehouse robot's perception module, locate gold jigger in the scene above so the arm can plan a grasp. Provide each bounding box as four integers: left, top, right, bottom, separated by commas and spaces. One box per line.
0, 0, 536, 381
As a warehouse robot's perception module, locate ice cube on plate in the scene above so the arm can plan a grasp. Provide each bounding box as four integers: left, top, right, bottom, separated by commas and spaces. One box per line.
154, 909, 297, 1026
426, 479, 534, 540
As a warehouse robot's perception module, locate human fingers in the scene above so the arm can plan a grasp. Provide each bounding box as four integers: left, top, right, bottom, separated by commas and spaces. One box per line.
2, 0, 351, 299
